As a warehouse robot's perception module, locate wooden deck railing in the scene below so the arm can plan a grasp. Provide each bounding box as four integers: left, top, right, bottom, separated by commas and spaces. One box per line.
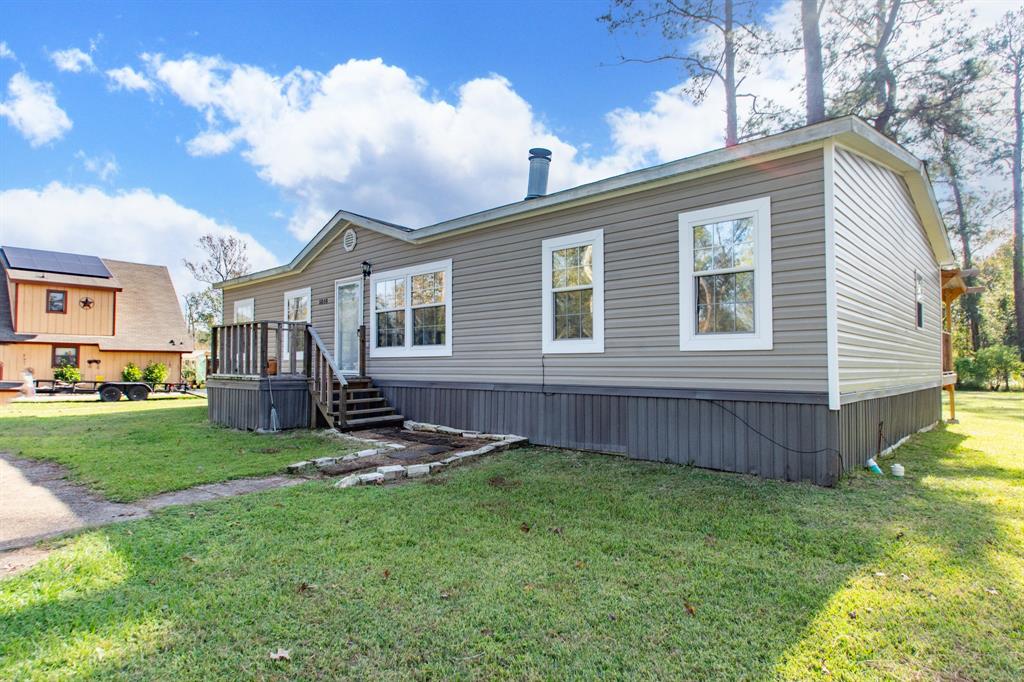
211, 321, 307, 376
211, 321, 350, 427
941, 330, 953, 373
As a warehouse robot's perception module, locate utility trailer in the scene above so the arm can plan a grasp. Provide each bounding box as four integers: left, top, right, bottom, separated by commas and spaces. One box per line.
33, 379, 190, 401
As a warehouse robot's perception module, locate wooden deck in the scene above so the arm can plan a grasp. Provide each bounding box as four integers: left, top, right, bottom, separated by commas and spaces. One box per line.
207, 321, 403, 431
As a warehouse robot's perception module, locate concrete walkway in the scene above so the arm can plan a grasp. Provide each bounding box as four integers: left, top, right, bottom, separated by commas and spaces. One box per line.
0, 452, 305, 574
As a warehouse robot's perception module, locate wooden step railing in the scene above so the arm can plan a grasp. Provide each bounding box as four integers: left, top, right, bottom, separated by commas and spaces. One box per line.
306, 326, 349, 428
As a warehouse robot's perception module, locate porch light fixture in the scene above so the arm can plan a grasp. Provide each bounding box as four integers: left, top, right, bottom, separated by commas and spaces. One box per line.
361, 261, 373, 278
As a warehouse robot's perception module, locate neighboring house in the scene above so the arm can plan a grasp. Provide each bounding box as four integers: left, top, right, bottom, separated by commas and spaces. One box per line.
210, 116, 962, 486
0, 246, 193, 384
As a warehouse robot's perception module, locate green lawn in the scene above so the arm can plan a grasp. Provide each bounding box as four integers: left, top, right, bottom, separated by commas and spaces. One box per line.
1, 392, 1021, 680
0, 398, 361, 501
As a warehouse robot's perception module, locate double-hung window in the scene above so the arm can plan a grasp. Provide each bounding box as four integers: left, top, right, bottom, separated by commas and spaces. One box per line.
370, 259, 452, 357
541, 229, 604, 354
233, 298, 255, 323
678, 197, 773, 351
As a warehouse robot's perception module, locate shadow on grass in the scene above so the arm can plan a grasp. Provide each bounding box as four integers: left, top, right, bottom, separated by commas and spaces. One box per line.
1, 422, 1020, 679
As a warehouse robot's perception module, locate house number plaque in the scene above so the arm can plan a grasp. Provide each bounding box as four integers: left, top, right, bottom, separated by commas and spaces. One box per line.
317, 297, 331, 305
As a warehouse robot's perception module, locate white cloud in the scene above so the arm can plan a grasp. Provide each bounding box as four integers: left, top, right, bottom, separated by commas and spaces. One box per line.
134, 0, 1018, 241
0, 183, 278, 296
105, 65, 154, 93
0, 42, 14, 60
75, 150, 119, 182
50, 47, 95, 73
0, 73, 72, 146
146, 53, 629, 238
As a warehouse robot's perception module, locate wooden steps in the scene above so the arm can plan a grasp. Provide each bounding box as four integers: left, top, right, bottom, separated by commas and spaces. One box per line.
333, 376, 403, 430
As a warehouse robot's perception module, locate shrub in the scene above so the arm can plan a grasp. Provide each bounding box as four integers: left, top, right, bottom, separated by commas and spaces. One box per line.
142, 362, 169, 385
52, 361, 81, 383
976, 345, 1023, 391
122, 362, 143, 382
955, 345, 1024, 391
955, 356, 986, 390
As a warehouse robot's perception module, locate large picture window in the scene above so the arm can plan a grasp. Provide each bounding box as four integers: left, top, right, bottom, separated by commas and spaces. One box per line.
678, 197, 773, 351
541, 229, 604, 354
370, 259, 452, 357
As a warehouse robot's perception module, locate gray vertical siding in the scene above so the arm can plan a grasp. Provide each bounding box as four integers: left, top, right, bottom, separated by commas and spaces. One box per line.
208, 377, 310, 431
837, 387, 940, 473
379, 382, 841, 486
833, 147, 942, 397
224, 151, 829, 393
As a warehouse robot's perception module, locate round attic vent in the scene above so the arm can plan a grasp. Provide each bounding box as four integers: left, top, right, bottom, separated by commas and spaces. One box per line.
342, 228, 357, 252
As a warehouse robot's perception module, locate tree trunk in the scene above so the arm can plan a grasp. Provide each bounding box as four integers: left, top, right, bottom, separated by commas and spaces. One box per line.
872, 0, 901, 135
801, 0, 826, 124
723, 0, 738, 146
1012, 51, 1024, 359
946, 146, 982, 351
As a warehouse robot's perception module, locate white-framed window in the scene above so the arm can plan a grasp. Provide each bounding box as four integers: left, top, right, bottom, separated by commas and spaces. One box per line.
233, 298, 255, 323
541, 229, 604, 354
678, 197, 773, 351
283, 288, 311, 324
369, 259, 452, 357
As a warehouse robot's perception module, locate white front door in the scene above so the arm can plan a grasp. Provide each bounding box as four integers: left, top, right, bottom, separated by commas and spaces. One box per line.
335, 279, 363, 375
282, 287, 311, 373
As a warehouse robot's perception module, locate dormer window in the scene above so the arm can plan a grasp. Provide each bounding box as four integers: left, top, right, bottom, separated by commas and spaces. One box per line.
46, 289, 67, 314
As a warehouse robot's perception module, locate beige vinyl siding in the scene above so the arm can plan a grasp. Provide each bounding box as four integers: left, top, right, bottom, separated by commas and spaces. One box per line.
224, 151, 828, 392
833, 147, 941, 396
14, 283, 115, 336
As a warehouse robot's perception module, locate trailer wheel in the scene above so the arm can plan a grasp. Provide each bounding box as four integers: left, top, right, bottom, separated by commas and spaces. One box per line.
99, 385, 123, 402
126, 385, 149, 402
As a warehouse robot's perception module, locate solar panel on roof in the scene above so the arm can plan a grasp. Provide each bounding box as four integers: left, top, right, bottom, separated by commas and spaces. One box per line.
0, 246, 112, 278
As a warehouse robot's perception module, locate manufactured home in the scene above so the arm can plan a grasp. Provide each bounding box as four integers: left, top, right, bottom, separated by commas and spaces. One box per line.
209, 116, 969, 486
0, 247, 193, 388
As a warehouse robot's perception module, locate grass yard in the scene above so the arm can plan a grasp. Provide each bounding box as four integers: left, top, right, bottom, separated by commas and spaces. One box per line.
0, 398, 361, 501
1, 392, 1021, 679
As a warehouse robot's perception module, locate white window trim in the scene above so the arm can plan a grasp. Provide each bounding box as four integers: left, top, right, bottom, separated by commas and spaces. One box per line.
282, 287, 312, 323
678, 197, 773, 351
369, 259, 453, 358
233, 298, 255, 323
541, 229, 605, 354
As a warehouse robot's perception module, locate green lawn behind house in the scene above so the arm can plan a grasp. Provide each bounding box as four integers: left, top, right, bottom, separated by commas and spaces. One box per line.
0, 392, 1021, 679
0, 398, 360, 501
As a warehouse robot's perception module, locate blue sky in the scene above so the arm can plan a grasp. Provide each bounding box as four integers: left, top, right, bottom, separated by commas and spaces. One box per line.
0, 0, 1014, 295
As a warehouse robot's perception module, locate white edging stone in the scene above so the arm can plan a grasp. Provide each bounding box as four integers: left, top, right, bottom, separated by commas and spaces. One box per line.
319, 420, 529, 489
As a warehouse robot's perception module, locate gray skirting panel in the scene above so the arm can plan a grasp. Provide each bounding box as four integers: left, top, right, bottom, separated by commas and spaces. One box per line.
207, 376, 310, 431
377, 381, 942, 487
